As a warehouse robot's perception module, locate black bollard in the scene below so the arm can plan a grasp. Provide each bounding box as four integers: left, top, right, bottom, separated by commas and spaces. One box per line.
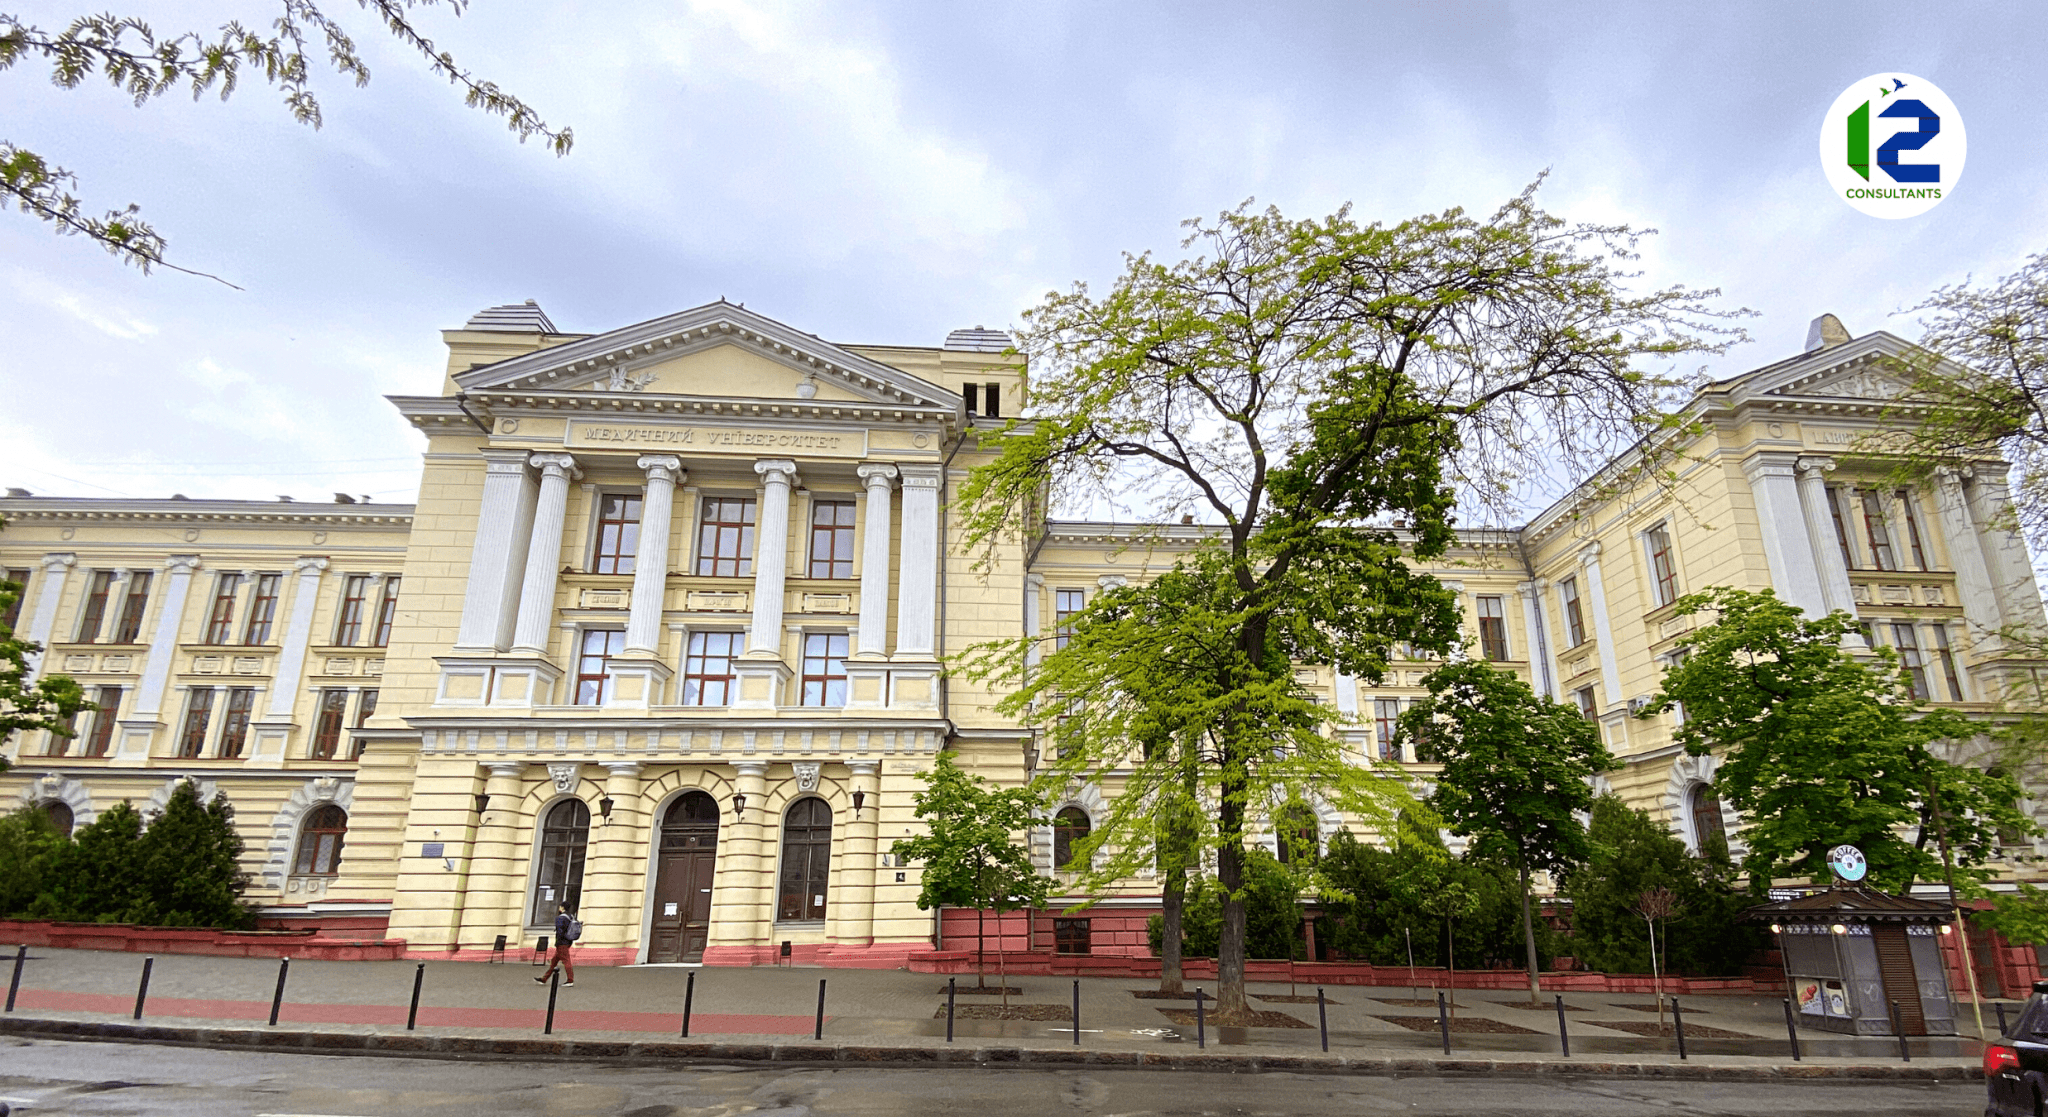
1436, 990, 1450, 1055
681, 971, 695, 1038
268, 957, 290, 1026
1195, 988, 1206, 1049
946, 977, 956, 1043
5, 944, 24, 1013
133, 956, 154, 1020
1671, 997, 1687, 1060
1317, 987, 1329, 1053
1781, 998, 1801, 1061
1072, 980, 1081, 1045
1889, 1000, 1910, 1062
815, 978, 827, 1041
1555, 994, 1570, 1058
544, 971, 560, 1034
406, 963, 425, 1031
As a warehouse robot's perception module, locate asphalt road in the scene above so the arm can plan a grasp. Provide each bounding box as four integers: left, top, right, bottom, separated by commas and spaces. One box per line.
0, 1037, 1984, 1116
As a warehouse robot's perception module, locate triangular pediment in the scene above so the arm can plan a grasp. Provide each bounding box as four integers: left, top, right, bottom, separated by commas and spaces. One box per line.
1726, 330, 1930, 405
454, 301, 960, 411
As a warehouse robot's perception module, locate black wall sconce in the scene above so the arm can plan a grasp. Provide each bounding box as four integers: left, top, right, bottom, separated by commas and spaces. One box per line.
852, 789, 866, 817
473, 793, 490, 816
732, 792, 748, 820
598, 796, 615, 823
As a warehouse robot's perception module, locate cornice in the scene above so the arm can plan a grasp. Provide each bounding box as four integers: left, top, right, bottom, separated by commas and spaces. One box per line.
0, 499, 413, 527
391, 391, 957, 432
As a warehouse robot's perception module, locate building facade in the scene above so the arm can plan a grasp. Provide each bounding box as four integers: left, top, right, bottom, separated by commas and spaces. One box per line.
3, 302, 2043, 966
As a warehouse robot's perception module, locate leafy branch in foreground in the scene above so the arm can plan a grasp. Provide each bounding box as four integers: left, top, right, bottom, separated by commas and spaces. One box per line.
1, 2, 571, 277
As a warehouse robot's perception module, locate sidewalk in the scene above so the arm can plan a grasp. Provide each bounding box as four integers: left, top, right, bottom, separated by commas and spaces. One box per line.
0, 946, 1991, 1079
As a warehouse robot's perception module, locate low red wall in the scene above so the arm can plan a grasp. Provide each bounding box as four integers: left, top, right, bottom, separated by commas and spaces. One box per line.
0, 920, 407, 961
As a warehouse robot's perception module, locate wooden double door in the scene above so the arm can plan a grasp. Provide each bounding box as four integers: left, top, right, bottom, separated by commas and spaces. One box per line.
648, 791, 720, 963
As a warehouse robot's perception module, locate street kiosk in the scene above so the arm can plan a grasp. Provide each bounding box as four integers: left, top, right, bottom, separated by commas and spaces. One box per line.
1745, 884, 1959, 1036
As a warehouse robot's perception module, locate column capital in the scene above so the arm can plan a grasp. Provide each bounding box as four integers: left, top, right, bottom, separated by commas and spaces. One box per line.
847, 759, 880, 776
41, 553, 77, 572
1740, 449, 1800, 482
601, 761, 645, 778
1025, 572, 1045, 589
529, 452, 582, 481
1515, 580, 1538, 600
1796, 455, 1839, 477
897, 463, 943, 490
1097, 574, 1127, 590
734, 760, 769, 778
291, 556, 328, 574
481, 448, 537, 475
857, 463, 899, 488
1935, 463, 1975, 486
485, 761, 527, 779
1577, 541, 1602, 566
636, 455, 685, 483
754, 459, 799, 487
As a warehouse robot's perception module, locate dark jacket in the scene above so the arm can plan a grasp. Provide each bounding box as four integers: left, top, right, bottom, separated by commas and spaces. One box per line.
554, 912, 572, 944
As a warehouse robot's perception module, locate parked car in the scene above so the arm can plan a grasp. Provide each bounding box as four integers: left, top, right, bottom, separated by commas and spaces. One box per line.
1985, 980, 2048, 1116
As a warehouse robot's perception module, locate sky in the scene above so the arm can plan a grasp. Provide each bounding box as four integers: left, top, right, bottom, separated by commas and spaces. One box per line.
3, 0, 2043, 514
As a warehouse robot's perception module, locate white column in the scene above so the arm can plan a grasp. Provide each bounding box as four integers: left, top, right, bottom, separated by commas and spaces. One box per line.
1741, 451, 1828, 618
510, 452, 581, 656
1933, 467, 2005, 643
265, 557, 330, 718
1023, 573, 1045, 670
456, 450, 538, 652
129, 555, 198, 716
854, 464, 897, 658
1966, 471, 2048, 631
747, 460, 798, 656
894, 464, 943, 659
1795, 456, 1856, 616
22, 553, 74, 682
626, 456, 684, 655
1577, 543, 1623, 711
1518, 580, 1556, 698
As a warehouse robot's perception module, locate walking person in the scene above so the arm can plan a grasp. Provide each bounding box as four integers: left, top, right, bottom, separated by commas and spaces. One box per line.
535, 903, 580, 987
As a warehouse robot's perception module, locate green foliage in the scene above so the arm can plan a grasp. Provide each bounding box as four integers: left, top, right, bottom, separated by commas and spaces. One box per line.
0, 570, 92, 767
890, 752, 1049, 919
26, 800, 145, 922
0, 806, 68, 916
1561, 796, 1765, 977
125, 780, 257, 928
1983, 884, 2048, 947
1648, 586, 2034, 891
1148, 849, 1308, 961
0, 784, 255, 928
1317, 831, 1552, 970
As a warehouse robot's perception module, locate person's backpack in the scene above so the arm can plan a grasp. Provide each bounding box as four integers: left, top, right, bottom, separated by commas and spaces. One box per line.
563, 916, 583, 943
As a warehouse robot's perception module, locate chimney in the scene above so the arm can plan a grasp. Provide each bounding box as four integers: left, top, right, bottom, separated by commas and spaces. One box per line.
1804, 314, 1851, 352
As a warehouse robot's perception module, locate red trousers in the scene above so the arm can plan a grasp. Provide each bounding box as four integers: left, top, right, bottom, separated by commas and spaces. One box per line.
540, 941, 575, 982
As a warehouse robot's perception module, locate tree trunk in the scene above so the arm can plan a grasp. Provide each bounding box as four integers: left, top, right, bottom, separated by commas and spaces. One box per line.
1215, 829, 1249, 1020
1517, 861, 1542, 1002
1159, 864, 1186, 995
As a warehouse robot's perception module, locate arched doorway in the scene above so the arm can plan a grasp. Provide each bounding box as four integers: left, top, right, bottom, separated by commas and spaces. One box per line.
649, 791, 719, 962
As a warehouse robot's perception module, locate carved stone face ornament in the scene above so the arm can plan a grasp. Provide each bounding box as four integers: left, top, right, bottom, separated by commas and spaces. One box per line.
793, 762, 821, 793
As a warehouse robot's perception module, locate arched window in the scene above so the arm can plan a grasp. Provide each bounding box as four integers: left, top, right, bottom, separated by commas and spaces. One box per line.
662, 789, 721, 840
293, 803, 347, 875
1275, 803, 1318, 865
1688, 784, 1725, 850
42, 801, 74, 839
1054, 807, 1091, 869
778, 798, 832, 922
531, 799, 590, 925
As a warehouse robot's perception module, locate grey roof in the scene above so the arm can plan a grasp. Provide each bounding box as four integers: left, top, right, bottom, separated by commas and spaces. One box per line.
464, 300, 559, 334
943, 326, 1014, 352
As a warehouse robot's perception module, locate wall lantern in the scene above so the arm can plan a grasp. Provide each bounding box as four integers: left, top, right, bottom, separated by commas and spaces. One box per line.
1941, 925, 1953, 935
474, 793, 490, 816
1769, 923, 1782, 934
598, 796, 616, 823
852, 789, 866, 817
733, 792, 748, 820
1830, 923, 1849, 935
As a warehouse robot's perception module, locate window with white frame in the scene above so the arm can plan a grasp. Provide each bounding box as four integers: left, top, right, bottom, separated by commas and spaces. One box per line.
694, 497, 756, 577
1476, 595, 1509, 660
1559, 576, 1586, 647
574, 628, 625, 705
1373, 698, 1402, 761
682, 630, 742, 706
1890, 621, 1930, 701
1930, 624, 1965, 701
1053, 588, 1085, 651
592, 492, 643, 575
800, 632, 849, 707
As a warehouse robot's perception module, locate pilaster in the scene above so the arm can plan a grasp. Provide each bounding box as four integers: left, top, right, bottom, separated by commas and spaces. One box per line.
1741, 451, 1827, 618
456, 450, 538, 652
1577, 543, 1624, 715
584, 762, 646, 952
459, 762, 530, 952
510, 452, 581, 655
833, 759, 881, 946
710, 761, 770, 946
1517, 580, 1557, 698
1933, 467, 2005, 647
22, 552, 74, 683
1795, 456, 1856, 615
116, 554, 199, 763
893, 464, 942, 660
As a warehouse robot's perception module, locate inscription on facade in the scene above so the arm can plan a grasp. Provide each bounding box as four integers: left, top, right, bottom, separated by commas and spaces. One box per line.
568, 422, 866, 457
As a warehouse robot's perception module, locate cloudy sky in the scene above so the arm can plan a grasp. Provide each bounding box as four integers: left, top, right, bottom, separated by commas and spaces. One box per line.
3, 1, 2042, 513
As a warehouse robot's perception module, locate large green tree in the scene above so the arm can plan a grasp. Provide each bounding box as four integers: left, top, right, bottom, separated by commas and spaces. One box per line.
2, 2, 570, 280
126, 780, 256, 928
1647, 586, 2033, 891
961, 186, 1742, 1021
1402, 659, 1613, 998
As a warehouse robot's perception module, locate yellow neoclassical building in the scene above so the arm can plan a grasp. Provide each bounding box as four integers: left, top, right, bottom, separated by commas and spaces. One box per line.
2, 302, 2042, 966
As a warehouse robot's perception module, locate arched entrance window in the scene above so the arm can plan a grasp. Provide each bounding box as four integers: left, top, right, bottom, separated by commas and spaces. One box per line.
293, 804, 347, 875
650, 790, 720, 963
42, 801, 74, 838
1275, 803, 1318, 865
531, 799, 590, 925
1053, 807, 1091, 869
778, 798, 832, 922
1688, 784, 1725, 851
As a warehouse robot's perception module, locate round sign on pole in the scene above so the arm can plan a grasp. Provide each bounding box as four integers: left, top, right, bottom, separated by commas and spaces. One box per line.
1827, 844, 1867, 883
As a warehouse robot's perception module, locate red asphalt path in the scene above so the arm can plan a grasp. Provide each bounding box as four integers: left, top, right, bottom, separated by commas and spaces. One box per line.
10, 988, 819, 1034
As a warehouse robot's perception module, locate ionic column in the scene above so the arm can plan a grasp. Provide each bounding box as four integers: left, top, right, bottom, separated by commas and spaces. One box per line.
1517, 580, 1557, 698
747, 460, 798, 656
625, 457, 684, 655
1577, 544, 1623, 713
1795, 457, 1857, 616
710, 761, 771, 949
894, 464, 943, 659
21, 553, 75, 683
1934, 467, 2007, 644
833, 760, 881, 946
854, 464, 897, 657
1742, 451, 1827, 618
584, 762, 646, 954
264, 557, 331, 719
456, 450, 538, 652
510, 453, 581, 655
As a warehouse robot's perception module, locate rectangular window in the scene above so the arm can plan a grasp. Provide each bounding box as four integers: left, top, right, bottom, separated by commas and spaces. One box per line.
1374, 698, 1402, 761
371, 576, 400, 648
800, 632, 849, 707
1895, 489, 1930, 570
806, 500, 856, 579
352, 689, 378, 758
1858, 620, 1878, 649
332, 575, 371, 646
76, 570, 116, 642
45, 707, 79, 757
1, 567, 29, 632
1827, 486, 1858, 569
573, 628, 625, 706
981, 383, 1002, 418
1573, 686, 1598, 721
1931, 625, 1965, 701
217, 687, 256, 759
694, 497, 756, 577
1054, 588, 1085, 651
592, 493, 643, 575
1559, 576, 1586, 647
177, 688, 217, 759
682, 630, 742, 706
1476, 595, 1510, 661
113, 570, 152, 643
310, 688, 349, 759
1859, 489, 1898, 571
962, 383, 980, 416
240, 573, 280, 645
83, 685, 122, 757
203, 572, 242, 644
1053, 918, 1090, 955
1645, 524, 1679, 607
1892, 622, 1930, 701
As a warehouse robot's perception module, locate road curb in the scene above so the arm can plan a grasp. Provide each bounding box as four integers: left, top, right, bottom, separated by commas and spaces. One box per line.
0, 1016, 1976, 1082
